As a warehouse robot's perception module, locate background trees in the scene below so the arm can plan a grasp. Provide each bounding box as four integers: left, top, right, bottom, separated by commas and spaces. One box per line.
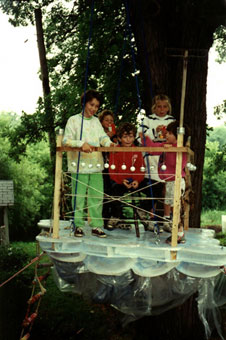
202, 126, 226, 211
0, 112, 52, 240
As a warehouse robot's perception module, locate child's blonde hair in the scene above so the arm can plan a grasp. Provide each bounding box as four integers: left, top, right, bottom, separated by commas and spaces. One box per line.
151, 94, 172, 114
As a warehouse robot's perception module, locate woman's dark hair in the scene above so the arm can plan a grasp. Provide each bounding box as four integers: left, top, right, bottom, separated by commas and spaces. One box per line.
80, 89, 103, 107
166, 121, 191, 146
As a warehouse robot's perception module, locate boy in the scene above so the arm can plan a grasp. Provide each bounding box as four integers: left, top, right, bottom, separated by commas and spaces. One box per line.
108, 122, 145, 230
63, 89, 115, 238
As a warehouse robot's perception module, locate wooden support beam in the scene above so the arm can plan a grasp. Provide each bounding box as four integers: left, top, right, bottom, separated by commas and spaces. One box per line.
57, 145, 191, 154
52, 131, 63, 239
184, 139, 192, 231
3, 207, 9, 245
171, 133, 183, 253
171, 50, 188, 259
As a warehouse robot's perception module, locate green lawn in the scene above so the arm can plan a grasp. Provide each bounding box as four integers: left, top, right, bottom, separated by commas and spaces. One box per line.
201, 209, 225, 227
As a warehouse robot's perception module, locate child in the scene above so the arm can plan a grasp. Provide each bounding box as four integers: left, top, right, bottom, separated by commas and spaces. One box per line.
99, 109, 117, 142
99, 109, 117, 229
108, 122, 145, 230
63, 89, 115, 238
143, 120, 190, 243
137, 94, 175, 227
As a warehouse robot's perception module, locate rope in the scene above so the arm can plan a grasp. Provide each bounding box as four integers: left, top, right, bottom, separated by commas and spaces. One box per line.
72, 0, 95, 229
140, 119, 159, 228
114, 28, 127, 115
0, 252, 45, 288
123, 0, 160, 233
137, 0, 154, 99
124, 0, 160, 231
64, 171, 173, 225
20, 247, 50, 340
124, 0, 142, 111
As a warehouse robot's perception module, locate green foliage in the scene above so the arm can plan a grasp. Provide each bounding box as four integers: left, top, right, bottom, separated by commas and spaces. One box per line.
0, 245, 29, 271
207, 125, 226, 147
0, 112, 53, 240
44, 0, 141, 128
215, 232, 226, 246
214, 25, 226, 63
213, 100, 226, 125
1, 0, 143, 135
202, 127, 226, 210
0, 244, 30, 284
201, 209, 225, 226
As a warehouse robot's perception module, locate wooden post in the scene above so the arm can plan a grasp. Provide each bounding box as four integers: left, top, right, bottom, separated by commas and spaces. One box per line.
52, 130, 64, 239
171, 50, 188, 259
3, 207, 9, 245
183, 138, 191, 231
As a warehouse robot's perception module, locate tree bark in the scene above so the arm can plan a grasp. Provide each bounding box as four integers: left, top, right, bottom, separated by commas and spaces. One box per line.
125, 2, 226, 338
129, 0, 226, 227
35, 8, 56, 166
131, 294, 206, 340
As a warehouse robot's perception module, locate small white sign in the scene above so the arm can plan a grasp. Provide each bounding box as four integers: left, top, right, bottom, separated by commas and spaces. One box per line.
0, 180, 14, 206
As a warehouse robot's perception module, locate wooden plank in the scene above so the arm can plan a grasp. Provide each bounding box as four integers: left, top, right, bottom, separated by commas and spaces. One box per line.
170, 50, 188, 259
53, 132, 63, 239
57, 145, 190, 153
184, 139, 191, 231
184, 167, 191, 231
3, 207, 9, 245
171, 137, 183, 251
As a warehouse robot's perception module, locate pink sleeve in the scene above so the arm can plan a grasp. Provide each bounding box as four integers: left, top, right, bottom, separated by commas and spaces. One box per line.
142, 135, 153, 147
143, 136, 163, 155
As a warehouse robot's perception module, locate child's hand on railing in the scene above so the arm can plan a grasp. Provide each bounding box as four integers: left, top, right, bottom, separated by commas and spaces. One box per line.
81, 142, 93, 153
163, 144, 172, 148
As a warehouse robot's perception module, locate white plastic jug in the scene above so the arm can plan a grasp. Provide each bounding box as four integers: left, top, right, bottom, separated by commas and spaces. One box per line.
222, 215, 226, 233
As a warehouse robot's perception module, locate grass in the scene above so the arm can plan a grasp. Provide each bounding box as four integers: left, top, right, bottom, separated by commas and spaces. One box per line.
201, 210, 226, 246
201, 209, 225, 227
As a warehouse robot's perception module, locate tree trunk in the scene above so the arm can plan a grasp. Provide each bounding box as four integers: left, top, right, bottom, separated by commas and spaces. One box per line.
129, 0, 226, 227
131, 294, 206, 340
35, 8, 56, 167
126, 2, 226, 338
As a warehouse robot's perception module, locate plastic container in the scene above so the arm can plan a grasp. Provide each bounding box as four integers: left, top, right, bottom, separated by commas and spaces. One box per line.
222, 215, 226, 233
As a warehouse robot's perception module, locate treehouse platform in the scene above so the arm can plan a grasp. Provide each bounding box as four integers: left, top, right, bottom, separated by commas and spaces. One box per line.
37, 219, 226, 279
